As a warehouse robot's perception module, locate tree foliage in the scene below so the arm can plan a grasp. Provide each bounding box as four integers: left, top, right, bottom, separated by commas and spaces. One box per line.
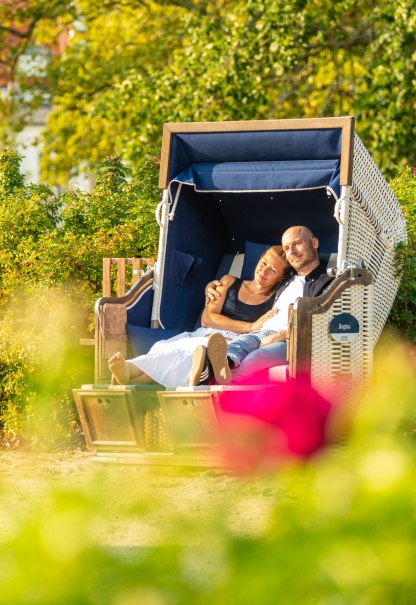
0, 0, 414, 184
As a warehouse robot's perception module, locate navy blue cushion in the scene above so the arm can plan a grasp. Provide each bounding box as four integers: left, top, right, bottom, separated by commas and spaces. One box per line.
126, 324, 182, 357
241, 240, 271, 280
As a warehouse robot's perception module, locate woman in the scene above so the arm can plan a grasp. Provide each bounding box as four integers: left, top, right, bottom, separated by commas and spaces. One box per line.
108, 245, 290, 388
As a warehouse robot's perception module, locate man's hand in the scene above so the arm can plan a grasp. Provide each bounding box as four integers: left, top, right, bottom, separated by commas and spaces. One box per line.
260, 330, 287, 347
205, 280, 222, 305
250, 308, 277, 332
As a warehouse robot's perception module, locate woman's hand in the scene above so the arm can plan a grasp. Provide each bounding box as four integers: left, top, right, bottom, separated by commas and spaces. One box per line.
249, 308, 277, 332
205, 280, 223, 305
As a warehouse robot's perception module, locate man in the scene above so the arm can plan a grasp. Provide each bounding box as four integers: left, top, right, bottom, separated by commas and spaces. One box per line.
188, 225, 334, 385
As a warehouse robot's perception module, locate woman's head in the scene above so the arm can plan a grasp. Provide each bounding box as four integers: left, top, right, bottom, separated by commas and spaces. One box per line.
253, 245, 291, 291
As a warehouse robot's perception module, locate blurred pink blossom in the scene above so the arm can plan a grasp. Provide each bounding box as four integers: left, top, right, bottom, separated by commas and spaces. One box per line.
216, 377, 335, 474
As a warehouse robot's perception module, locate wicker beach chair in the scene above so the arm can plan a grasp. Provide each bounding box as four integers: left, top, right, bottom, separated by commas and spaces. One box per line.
74, 116, 407, 463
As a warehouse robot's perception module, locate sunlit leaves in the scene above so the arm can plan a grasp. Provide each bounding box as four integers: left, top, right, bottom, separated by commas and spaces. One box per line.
0, 151, 159, 444
1, 0, 414, 182
388, 168, 416, 341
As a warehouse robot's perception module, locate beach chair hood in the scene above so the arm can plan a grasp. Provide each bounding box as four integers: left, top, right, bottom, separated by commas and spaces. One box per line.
151, 118, 406, 346
167, 128, 341, 195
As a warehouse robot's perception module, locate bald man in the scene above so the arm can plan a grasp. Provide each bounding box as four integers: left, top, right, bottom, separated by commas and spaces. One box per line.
189, 226, 334, 385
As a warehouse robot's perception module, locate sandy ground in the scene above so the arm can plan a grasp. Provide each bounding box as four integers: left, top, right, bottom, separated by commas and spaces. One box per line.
0, 448, 285, 550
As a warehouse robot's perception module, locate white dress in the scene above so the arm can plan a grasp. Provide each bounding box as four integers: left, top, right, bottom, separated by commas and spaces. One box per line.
129, 327, 238, 388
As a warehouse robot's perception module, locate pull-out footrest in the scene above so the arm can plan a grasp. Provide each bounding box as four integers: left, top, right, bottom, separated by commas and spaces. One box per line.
158, 386, 269, 455
73, 384, 226, 466
75, 384, 316, 466
73, 384, 172, 456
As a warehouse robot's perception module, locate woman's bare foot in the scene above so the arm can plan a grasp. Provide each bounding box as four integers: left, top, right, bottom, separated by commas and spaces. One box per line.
108, 352, 130, 385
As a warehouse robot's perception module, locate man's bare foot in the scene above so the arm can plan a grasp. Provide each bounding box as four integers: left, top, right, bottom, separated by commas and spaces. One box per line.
108, 352, 130, 385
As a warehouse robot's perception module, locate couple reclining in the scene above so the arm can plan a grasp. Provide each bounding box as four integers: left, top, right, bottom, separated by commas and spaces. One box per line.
109, 225, 333, 387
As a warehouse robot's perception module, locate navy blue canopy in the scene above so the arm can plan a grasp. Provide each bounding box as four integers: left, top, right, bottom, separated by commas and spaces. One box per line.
168, 128, 343, 196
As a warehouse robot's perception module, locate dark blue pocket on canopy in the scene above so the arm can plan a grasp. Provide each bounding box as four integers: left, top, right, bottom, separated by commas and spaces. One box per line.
170, 249, 202, 285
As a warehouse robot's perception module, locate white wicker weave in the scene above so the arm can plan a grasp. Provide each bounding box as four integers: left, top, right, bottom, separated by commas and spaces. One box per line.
339, 134, 407, 343
310, 280, 374, 389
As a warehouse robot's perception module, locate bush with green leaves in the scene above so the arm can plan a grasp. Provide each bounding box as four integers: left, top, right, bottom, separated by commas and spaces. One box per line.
0, 150, 160, 446
55, 152, 160, 294
0, 150, 160, 299
0, 151, 61, 295
388, 166, 416, 342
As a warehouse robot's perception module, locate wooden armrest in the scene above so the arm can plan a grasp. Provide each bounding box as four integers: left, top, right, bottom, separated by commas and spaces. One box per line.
94, 270, 155, 382
96, 267, 154, 309
287, 268, 374, 386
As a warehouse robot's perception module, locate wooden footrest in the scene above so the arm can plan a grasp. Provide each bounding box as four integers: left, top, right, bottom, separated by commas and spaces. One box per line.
73, 385, 172, 454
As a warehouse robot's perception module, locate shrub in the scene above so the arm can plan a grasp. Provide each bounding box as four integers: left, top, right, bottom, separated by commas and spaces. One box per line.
55, 152, 160, 294
388, 166, 416, 342
0, 151, 160, 444
0, 286, 91, 448
0, 151, 61, 296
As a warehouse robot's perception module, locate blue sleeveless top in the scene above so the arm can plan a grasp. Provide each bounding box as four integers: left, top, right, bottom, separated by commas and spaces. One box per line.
222, 278, 275, 323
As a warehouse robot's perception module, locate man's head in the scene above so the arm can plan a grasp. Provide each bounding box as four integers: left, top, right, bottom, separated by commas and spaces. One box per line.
281, 226, 320, 276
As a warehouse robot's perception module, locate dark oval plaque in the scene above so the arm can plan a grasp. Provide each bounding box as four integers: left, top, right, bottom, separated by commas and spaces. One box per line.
329, 313, 360, 343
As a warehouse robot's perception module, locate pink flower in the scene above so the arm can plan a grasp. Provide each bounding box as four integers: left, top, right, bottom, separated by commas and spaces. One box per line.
216, 377, 334, 475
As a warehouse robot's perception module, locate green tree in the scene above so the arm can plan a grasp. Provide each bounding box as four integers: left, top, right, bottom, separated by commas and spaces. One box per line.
27, 0, 201, 185
355, 0, 416, 172
1, 0, 414, 184
0, 0, 76, 146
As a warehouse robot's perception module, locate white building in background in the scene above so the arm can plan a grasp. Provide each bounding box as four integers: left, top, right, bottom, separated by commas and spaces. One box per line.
15, 106, 49, 185
15, 111, 93, 191
1, 44, 53, 186
2, 28, 92, 189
